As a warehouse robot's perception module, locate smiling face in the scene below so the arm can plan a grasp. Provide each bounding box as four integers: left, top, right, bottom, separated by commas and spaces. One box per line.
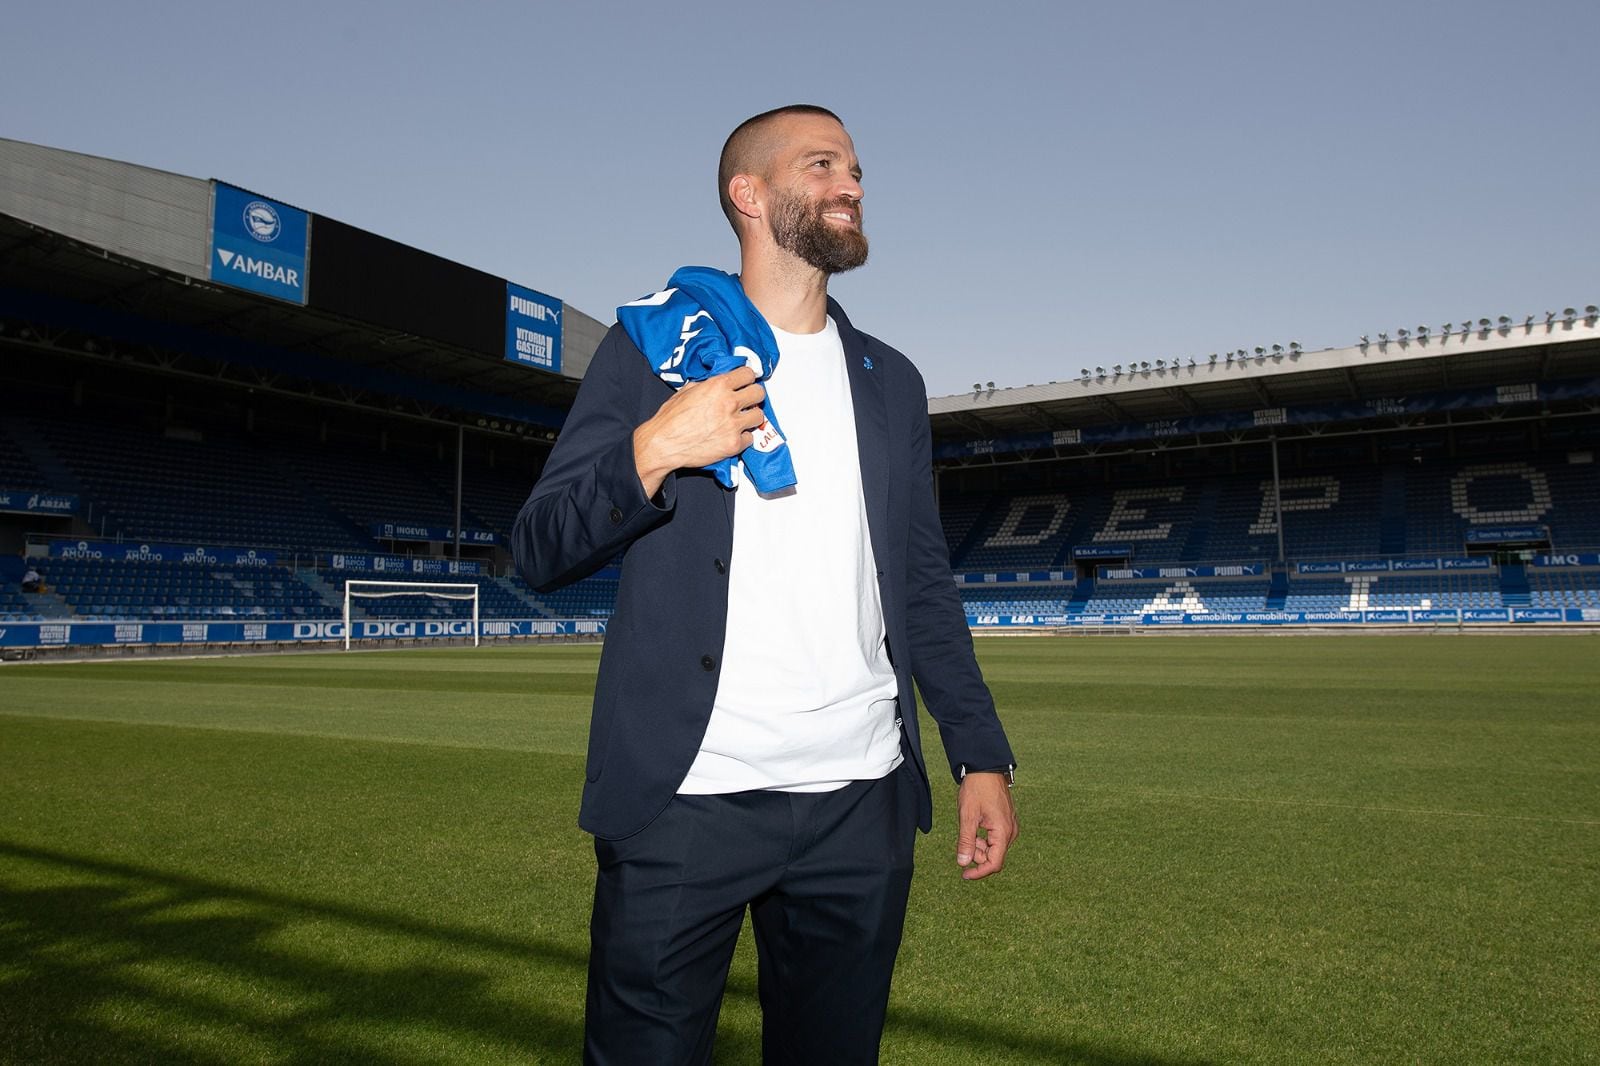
759, 113, 867, 275
763, 113, 868, 275
722, 108, 869, 277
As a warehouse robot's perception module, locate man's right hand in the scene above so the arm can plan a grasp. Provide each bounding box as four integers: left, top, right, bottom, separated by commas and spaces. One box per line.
633, 366, 768, 498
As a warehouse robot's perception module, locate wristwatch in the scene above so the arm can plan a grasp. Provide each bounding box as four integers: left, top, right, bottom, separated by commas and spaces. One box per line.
958, 764, 1015, 787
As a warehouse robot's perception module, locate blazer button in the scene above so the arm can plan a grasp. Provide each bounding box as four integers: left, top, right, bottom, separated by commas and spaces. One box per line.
700, 654, 716, 671
713, 558, 726, 574
608, 507, 623, 525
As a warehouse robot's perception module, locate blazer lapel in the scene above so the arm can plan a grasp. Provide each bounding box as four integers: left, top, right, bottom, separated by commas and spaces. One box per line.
832, 300, 891, 565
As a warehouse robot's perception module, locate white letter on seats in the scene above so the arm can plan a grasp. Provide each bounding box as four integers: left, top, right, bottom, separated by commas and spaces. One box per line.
1450, 462, 1552, 524
1250, 476, 1340, 534
983, 495, 1069, 547
1096, 487, 1185, 542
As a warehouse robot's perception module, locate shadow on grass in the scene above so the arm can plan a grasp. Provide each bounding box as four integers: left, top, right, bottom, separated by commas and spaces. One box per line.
0, 841, 586, 1064
1, 842, 1212, 1065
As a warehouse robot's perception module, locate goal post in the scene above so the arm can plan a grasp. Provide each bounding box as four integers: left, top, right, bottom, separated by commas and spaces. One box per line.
343, 580, 480, 650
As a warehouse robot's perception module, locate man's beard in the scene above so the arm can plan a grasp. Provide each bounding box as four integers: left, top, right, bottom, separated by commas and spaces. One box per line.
769, 190, 868, 275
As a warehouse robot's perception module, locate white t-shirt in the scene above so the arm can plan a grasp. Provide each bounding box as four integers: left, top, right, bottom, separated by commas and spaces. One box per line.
678, 317, 903, 794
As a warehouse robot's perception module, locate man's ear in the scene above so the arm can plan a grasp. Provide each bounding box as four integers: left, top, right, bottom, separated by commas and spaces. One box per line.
727, 173, 763, 222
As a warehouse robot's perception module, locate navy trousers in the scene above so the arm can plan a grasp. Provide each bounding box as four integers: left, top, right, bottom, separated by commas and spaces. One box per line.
584, 763, 918, 1065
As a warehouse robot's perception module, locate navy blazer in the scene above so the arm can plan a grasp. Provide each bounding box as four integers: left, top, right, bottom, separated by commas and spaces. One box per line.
511, 298, 1015, 840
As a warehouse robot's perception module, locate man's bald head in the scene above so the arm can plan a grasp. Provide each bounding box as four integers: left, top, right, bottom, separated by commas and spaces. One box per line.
718, 104, 844, 231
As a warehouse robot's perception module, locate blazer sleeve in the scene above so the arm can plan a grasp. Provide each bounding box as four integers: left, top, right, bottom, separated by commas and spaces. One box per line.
896, 358, 1018, 780
511, 327, 678, 593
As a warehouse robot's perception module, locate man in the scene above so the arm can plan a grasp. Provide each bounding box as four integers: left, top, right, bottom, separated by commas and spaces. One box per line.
512, 104, 1016, 1065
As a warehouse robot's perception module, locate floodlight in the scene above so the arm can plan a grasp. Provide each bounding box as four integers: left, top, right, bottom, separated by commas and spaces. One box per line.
1586, 305, 1598, 315
972, 382, 982, 392
1140, 361, 1150, 370
1155, 359, 1165, 369
1397, 329, 1409, 339
1478, 318, 1491, 328
1209, 353, 1218, 363
1563, 308, 1577, 320
1416, 326, 1428, 337
986, 381, 995, 390
1187, 356, 1197, 367
1360, 334, 1369, 344
1378, 332, 1388, 342
1442, 323, 1452, 334
476, 418, 487, 427
1095, 367, 1104, 375
1523, 315, 1533, 327
1080, 368, 1090, 377
1113, 364, 1122, 374
1497, 315, 1511, 327
1545, 311, 1556, 323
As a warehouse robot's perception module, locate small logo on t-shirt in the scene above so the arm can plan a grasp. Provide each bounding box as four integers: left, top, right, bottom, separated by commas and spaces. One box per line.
862, 356, 874, 370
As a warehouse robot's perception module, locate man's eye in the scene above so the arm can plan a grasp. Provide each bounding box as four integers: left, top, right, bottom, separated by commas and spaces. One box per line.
813, 159, 830, 168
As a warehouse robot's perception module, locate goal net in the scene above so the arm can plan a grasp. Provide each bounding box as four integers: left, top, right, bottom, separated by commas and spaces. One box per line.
343, 579, 480, 650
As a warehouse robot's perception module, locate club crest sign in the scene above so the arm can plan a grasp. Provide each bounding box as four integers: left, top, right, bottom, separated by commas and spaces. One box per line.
209, 182, 309, 304
243, 200, 282, 242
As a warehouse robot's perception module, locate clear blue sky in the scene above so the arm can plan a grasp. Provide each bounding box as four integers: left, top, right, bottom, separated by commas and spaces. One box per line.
6, 0, 1595, 396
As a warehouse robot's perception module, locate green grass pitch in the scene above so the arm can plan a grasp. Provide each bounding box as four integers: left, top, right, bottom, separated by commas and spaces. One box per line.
2, 636, 1597, 1064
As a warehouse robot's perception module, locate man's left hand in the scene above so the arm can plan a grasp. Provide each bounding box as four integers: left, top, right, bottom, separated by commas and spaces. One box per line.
956, 772, 1018, 880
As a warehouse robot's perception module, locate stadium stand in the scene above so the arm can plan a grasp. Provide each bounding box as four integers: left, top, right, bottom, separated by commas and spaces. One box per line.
1052, 457, 1575, 562
1081, 579, 1271, 615
948, 466, 1399, 572
0, 426, 47, 492
3, 135, 1596, 647
960, 588, 1072, 616
4, 393, 1597, 633
511, 569, 619, 618
939, 446, 1598, 618
0, 413, 533, 553
282, 441, 495, 544
1529, 568, 1600, 609
4, 416, 1597, 630
19, 417, 372, 551
455, 465, 538, 543
37, 557, 338, 621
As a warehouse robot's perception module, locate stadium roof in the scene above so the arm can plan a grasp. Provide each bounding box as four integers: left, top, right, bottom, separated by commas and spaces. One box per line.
0, 137, 606, 438
929, 312, 1600, 464
5, 138, 1595, 458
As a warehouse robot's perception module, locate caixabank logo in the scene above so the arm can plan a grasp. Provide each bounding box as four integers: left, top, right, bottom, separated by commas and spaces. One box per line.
210, 182, 308, 305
